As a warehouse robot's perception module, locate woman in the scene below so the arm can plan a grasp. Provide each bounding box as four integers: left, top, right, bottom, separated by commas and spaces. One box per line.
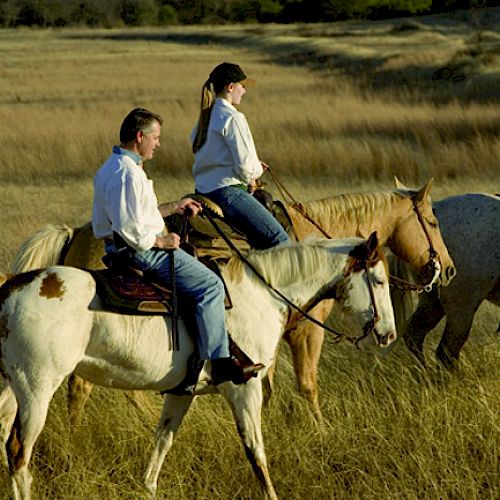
191, 62, 289, 250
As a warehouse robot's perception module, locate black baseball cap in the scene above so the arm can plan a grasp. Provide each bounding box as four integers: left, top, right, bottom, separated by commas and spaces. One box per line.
209, 62, 256, 88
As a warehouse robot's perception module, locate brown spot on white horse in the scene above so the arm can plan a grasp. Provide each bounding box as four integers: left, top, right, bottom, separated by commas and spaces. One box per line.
39, 272, 65, 299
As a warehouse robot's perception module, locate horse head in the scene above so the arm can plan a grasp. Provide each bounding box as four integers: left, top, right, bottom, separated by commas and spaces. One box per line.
330, 232, 397, 349
391, 178, 456, 287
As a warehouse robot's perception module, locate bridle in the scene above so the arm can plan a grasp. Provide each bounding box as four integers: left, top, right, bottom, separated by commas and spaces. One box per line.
388, 198, 441, 293
356, 256, 383, 346
200, 210, 383, 348
266, 168, 441, 294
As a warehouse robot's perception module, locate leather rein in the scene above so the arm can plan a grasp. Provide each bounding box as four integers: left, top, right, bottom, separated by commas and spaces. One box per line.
266, 168, 441, 294
200, 210, 382, 348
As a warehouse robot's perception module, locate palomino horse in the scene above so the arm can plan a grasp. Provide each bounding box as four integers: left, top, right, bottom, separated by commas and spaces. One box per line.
11, 180, 455, 421
390, 192, 499, 367
0, 234, 396, 500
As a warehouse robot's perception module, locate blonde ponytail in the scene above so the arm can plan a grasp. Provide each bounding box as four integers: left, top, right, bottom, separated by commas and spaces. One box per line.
192, 80, 215, 154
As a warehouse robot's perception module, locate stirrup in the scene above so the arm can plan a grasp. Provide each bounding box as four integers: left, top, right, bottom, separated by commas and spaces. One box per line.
211, 357, 265, 386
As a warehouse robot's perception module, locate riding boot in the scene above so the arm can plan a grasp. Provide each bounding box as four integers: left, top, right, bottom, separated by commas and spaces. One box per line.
211, 356, 264, 386
162, 352, 204, 396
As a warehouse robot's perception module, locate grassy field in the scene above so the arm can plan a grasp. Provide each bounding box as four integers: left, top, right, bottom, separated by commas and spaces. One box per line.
0, 8, 499, 499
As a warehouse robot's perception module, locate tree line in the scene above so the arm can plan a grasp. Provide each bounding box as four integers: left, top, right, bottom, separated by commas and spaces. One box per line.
0, 0, 493, 27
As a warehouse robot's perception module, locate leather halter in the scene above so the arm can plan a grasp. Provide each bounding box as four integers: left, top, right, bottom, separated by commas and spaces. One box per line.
202, 210, 383, 347
267, 167, 441, 293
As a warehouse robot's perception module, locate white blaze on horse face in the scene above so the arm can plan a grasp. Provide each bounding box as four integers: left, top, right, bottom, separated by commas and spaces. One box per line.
343, 261, 396, 349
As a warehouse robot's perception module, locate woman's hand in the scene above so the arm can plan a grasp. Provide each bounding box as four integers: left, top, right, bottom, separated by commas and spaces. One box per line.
175, 198, 203, 217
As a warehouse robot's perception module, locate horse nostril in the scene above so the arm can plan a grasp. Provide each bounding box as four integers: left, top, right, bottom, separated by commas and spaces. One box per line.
445, 266, 457, 282
380, 331, 397, 347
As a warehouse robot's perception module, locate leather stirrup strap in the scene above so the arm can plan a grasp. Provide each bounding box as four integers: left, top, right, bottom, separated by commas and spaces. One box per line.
169, 250, 179, 351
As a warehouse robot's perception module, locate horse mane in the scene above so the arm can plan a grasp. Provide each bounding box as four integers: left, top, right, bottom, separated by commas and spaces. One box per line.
224, 240, 348, 288
300, 189, 413, 226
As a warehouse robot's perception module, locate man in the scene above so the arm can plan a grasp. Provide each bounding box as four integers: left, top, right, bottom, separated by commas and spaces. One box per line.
92, 107, 259, 394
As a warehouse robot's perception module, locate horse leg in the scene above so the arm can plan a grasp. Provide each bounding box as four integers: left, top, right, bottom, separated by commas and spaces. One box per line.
403, 290, 444, 364
0, 382, 18, 468
262, 342, 280, 407
435, 299, 481, 369
7, 378, 63, 500
67, 373, 94, 426
220, 379, 278, 500
144, 394, 194, 498
123, 391, 159, 426
284, 301, 331, 423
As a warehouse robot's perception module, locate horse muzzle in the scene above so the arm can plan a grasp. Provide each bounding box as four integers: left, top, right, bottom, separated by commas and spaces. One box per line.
374, 329, 397, 348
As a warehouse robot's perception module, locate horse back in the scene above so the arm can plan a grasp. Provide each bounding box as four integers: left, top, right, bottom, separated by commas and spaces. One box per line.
64, 222, 107, 269
434, 193, 500, 276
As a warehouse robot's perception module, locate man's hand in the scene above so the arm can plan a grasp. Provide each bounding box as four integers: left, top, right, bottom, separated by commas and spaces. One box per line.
155, 233, 180, 250
248, 178, 257, 194
175, 197, 203, 217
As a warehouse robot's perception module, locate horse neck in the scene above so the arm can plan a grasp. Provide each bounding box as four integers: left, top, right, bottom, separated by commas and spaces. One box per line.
223, 244, 348, 309
292, 191, 408, 244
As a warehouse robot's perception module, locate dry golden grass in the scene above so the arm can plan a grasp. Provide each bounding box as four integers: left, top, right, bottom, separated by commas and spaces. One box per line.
0, 13, 499, 499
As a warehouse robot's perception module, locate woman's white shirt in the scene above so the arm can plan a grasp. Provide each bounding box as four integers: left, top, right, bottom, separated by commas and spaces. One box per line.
192, 98, 263, 193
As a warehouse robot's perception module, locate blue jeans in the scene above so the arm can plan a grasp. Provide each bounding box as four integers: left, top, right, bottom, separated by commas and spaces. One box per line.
107, 243, 229, 360
202, 186, 290, 250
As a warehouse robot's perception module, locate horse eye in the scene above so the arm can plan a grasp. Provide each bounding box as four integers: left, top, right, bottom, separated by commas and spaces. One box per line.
425, 216, 438, 228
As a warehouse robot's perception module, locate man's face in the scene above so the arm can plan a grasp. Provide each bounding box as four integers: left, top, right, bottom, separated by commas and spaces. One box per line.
138, 120, 161, 160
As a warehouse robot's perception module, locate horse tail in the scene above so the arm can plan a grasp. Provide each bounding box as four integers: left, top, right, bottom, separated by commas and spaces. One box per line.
11, 225, 74, 273
387, 253, 419, 335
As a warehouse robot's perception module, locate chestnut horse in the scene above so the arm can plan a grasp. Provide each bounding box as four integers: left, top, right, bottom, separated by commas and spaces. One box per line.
11, 180, 455, 421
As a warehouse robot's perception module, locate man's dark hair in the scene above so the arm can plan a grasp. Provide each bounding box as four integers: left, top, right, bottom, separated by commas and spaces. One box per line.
119, 108, 163, 144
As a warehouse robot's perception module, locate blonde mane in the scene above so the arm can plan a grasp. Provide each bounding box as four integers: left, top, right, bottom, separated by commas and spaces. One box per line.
299, 190, 412, 227
224, 240, 348, 288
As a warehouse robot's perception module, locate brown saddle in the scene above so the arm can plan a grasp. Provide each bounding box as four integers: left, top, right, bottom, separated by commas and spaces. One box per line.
91, 254, 232, 316
91, 265, 172, 315
165, 190, 295, 253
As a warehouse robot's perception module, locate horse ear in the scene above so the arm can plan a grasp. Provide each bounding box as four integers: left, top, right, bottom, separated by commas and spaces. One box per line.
0, 272, 7, 287
415, 178, 434, 204
366, 231, 379, 259
394, 176, 407, 189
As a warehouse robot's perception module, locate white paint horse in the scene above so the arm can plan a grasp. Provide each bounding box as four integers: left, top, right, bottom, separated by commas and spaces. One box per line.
0, 234, 396, 500
390, 192, 499, 367
10, 181, 455, 423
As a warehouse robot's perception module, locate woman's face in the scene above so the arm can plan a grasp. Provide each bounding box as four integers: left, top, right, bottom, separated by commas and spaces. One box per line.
229, 82, 246, 105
